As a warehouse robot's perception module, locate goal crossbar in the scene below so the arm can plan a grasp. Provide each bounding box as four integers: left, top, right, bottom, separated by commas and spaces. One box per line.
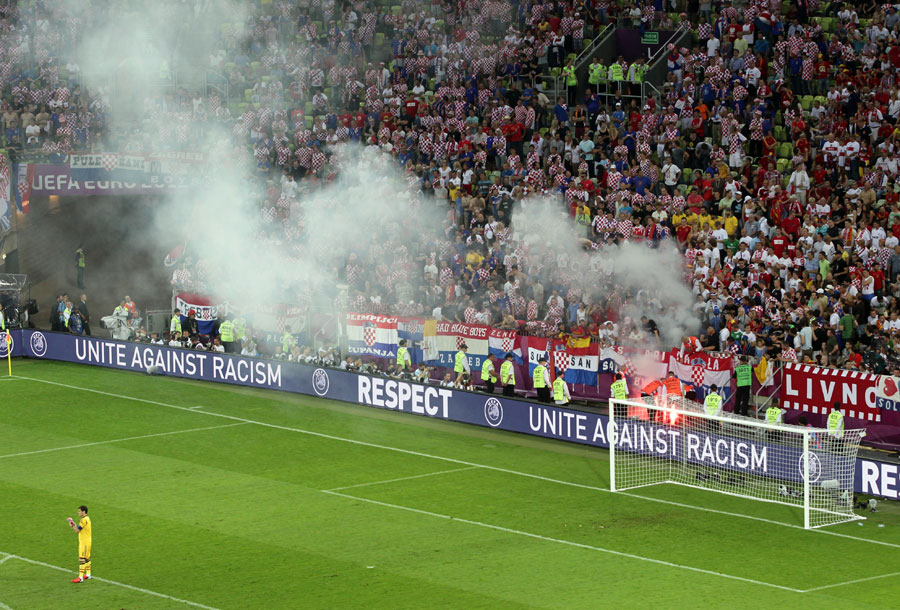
609, 396, 866, 529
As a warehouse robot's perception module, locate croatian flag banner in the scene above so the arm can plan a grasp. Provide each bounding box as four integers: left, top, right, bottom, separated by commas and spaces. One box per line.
346, 313, 399, 359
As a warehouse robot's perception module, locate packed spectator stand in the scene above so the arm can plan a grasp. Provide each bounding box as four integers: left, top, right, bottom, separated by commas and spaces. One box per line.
5, 0, 900, 381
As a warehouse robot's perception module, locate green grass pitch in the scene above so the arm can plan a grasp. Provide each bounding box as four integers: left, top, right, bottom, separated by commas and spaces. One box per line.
2, 360, 899, 609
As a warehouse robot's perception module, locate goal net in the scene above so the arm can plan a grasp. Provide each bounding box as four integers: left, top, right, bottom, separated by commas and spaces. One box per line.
609, 395, 866, 529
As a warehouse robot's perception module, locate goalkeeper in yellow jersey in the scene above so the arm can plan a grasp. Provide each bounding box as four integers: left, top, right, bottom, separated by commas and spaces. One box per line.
67, 505, 92, 582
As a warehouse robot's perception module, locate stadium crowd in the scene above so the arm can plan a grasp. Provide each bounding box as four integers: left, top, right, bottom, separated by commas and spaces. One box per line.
6, 0, 900, 378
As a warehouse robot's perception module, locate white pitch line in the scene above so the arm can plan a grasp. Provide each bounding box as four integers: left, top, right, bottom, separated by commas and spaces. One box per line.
0, 553, 221, 610
801, 570, 900, 592
0, 555, 13, 565
0, 423, 248, 460
14, 374, 900, 551
322, 490, 805, 593
326, 466, 480, 492
0, 600, 13, 610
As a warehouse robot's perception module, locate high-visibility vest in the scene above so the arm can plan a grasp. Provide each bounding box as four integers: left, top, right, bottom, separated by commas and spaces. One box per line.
553, 377, 567, 402
610, 378, 627, 400
766, 407, 783, 424
501, 360, 515, 385
397, 346, 410, 369
233, 318, 246, 340
631, 64, 647, 83
827, 410, 845, 438
282, 332, 295, 354
704, 392, 723, 416
75, 248, 85, 268
481, 359, 497, 383
170, 314, 182, 333
588, 63, 605, 84
0, 309, 5, 330
220, 321, 234, 342
736, 364, 752, 387
562, 65, 577, 86
608, 63, 624, 81
454, 350, 467, 373
533, 365, 547, 388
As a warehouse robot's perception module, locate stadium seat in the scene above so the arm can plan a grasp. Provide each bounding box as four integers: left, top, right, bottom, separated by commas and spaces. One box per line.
304, 101, 314, 116
777, 143, 793, 159
391, 6, 401, 16
435, 20, 445, 30
777, 158, 790, 174
774, 126, 786, 142
800, 96, 813, 111
305, 115, 314, 129
244, 88, 253, 102
375, 32, 385, 46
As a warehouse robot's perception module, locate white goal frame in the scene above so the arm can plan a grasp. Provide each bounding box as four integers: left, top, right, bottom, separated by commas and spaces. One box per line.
609, 396, 866, 529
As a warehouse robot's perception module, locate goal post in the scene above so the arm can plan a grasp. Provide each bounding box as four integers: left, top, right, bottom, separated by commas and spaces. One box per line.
608, 395, 866, 529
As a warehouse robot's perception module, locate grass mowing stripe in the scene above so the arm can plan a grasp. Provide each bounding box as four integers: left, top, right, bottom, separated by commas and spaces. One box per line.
16, 373, 900, 551
326, 466, 481, 491
0, 423, 248, 459
321, 490, 806, 594
0, 553, 222, 610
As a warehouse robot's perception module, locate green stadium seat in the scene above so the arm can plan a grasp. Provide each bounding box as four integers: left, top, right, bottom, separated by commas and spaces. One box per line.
244, 88, 253, 102
800, 96, 813, 111
777, 158, 791, 174
774, 126, 786, 142
375, 32, 385, 46
777, 143, 793, 159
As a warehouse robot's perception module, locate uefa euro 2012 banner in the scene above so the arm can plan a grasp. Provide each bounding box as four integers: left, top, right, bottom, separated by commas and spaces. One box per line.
18, 152, 205, 198
344, 313, 518, 369
7, 328, 899, 500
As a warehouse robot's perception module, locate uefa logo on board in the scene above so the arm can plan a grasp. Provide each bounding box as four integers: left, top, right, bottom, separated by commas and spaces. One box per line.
0, 332, 12, 358
30, 331, 48, 358
484, 397, 503, 427
798, 451, 822, 483
312, 368, 330, 396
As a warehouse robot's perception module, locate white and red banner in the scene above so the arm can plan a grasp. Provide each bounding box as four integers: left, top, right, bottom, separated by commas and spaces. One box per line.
782, 363, 881, 422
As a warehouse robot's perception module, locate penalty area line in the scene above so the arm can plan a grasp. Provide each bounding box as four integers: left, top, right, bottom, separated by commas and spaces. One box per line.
0, 423, 248, 460
14, 374, 900, 551
0, 553, 222, 610
322, 490, 805, 593
326, 466, 481, 491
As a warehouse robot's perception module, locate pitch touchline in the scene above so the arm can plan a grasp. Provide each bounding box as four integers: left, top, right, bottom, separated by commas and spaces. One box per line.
0, 553, 221, 610
0, 423, 248, 459
13, 374, 900, 550
322, 490, 805, 593
326, 466, 481, 492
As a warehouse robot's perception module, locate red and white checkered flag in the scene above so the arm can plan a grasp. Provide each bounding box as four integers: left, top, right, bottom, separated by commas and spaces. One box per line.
455, 336, 466, 350
552, 350, 569, 378
621, 358, 636, 377
691, 364, 705, 388
101, 153, 118, 172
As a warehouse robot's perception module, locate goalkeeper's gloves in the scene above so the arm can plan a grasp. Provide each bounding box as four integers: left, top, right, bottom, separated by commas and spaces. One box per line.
67, 518, 75, 526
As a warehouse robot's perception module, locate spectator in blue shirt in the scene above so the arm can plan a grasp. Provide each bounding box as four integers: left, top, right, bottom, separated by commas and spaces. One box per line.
553, 96, 569, 125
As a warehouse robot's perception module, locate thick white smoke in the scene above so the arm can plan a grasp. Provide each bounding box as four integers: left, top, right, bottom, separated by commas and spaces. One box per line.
513, 197, 698, 347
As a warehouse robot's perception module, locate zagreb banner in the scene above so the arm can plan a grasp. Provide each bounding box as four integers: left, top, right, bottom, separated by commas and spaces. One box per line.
8, 328, 897, 500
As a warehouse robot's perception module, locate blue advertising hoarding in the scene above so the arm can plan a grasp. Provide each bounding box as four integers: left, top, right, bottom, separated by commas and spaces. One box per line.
5, 329, 898, 501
